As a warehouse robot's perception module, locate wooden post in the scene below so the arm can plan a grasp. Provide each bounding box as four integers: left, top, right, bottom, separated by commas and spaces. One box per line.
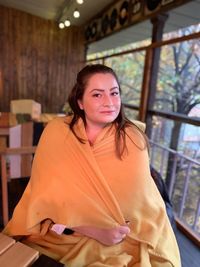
139, 48, 153, 122
145, 13, 168, 138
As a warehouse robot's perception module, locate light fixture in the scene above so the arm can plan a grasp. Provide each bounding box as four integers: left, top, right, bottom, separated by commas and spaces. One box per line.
73, 9, 80, 18
59, 22, 65, 29
76, 0, 84, 4
64, 19, 71, 27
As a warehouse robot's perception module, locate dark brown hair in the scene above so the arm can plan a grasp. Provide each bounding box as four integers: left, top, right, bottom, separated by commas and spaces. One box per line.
68, 64, 148, 157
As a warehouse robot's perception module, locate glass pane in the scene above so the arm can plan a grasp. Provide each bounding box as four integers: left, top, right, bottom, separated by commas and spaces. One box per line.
87, 59, 104, 64
150, 116, 174, 147
87, 38, 150, 60
124, 107, 138, 121
173, 163, 200, 232
153, 38, 200, 116
150, 116, 200, 154
163, 24, 200, 41
170, 156, 200, 232
150, 116, 200, 234
150, 116, 200, 181
104, 51, 145, 107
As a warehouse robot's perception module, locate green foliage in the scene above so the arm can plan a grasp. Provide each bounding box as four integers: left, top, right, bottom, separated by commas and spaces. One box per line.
105, 51, 145, 107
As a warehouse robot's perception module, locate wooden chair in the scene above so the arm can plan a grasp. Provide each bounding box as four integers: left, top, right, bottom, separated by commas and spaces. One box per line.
0, 146, 36, 226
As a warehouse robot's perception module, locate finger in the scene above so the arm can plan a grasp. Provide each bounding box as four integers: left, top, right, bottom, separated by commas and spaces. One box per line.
41, 219, 53, 235
114, 234, 126, 244
119, 225, 130, 234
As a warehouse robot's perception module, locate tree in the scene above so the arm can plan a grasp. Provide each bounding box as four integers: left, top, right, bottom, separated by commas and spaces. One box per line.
154, 26, 200, 187
105, 48, 147, 120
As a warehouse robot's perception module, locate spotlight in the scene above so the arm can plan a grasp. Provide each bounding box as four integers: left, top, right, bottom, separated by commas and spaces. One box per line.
64, 19, 71, 27
59, 22, 65, 29
76, 0, 84, 4
73, 9, 80, 18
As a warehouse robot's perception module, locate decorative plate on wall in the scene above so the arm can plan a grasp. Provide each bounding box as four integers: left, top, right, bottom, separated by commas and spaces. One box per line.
91, 21, 97, 38
119, 1, 129, 26
101, 14, 110, 35
110, 8, 118, 31
85, 25, 91, 41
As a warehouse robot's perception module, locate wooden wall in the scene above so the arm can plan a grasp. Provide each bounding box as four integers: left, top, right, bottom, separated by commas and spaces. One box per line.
0, 5, 85, 113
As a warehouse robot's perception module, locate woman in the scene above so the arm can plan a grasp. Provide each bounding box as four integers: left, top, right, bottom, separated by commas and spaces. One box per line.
3, 64, 181, 266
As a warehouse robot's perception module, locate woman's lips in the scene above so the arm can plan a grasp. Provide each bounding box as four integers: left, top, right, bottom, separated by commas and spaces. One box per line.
100, 110, 115, 114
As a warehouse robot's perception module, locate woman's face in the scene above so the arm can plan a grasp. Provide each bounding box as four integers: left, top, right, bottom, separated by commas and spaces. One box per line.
78, 73, 121, 129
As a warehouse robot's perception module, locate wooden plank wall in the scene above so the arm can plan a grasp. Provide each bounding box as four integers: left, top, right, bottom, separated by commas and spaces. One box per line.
0, 5, 85, 113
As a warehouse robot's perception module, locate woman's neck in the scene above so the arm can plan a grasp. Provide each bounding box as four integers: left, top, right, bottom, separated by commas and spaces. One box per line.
85, 123, 106, 145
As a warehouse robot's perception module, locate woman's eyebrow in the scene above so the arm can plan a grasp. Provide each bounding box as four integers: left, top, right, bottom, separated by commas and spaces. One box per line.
89, 88, 104, 93
89, 87, 119, 93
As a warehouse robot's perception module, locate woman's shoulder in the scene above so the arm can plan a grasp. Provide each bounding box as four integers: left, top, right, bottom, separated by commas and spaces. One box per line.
46, 115, 72, 128
130, 120, 146, 132
41, 115, 72, 138
125, 121, 148, 150
37, 116, 73, 146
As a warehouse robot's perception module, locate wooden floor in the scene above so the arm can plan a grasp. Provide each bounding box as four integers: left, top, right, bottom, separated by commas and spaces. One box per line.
0, 178, 199, 266
174, 227, 200, 267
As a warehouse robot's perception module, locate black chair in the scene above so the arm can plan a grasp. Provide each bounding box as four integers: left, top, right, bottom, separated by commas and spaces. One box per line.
150, 166, 175, 228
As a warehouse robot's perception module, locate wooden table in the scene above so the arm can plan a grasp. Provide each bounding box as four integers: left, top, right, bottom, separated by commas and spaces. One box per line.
0, 233, 64, 266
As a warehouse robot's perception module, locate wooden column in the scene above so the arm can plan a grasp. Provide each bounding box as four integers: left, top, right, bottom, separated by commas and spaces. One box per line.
145, 13, 168, 138
139, 48, 153, 123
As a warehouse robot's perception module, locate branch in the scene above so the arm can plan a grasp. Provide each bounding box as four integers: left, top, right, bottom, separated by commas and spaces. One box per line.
172, 45, 179, 74
179, 52, 193, 76
155, 97, 175, 111
120, 81, 140, 94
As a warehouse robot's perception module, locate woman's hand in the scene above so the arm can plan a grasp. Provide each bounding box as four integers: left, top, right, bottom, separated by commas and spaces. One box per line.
72, 224, 130, 246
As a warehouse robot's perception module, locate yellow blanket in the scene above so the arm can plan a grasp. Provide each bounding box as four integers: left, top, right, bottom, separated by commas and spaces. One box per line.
3, 117, 181, 266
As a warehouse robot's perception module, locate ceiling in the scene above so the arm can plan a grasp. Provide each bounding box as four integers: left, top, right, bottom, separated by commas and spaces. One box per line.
0, 0, 114, 23
0, 0, 199, 55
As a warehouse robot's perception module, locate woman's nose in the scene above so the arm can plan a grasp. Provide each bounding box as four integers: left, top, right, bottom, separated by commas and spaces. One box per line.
103, 95, 112, 106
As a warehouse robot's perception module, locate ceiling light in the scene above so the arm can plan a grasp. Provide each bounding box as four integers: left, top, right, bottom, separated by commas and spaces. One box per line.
64, 19, 71, 27
76, 0, 84, 4
73, 9, 80, 18
59, 22, 65, 29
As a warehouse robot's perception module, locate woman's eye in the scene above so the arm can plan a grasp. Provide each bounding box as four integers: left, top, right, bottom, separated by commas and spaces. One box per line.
93, 93, 101, 98
112, 91, 119, 96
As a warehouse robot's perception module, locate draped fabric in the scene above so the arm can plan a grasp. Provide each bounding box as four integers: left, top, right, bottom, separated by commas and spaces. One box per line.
3, 116, 181, 267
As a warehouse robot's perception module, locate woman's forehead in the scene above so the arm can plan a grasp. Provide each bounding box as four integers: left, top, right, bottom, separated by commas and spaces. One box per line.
87, 73, 118, 86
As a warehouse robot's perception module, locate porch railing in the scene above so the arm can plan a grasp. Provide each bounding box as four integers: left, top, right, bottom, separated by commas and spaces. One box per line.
150, 140, 200, 244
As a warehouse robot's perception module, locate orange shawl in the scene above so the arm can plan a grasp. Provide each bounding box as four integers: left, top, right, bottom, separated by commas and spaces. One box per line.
3, 117, 181, 266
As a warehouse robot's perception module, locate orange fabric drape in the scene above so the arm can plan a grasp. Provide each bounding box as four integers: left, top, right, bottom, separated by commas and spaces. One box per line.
3, 117, 181, 266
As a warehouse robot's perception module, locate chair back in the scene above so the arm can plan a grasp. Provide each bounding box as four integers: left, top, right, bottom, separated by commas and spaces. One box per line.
0, 146, 36, 226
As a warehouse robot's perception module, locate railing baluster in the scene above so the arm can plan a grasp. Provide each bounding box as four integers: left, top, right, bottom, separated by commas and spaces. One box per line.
168, 153, 178, 200
179, 161, 193, 219
160, 148, 166, 176
193, 197, 200, 233
150, 144, 155, 166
